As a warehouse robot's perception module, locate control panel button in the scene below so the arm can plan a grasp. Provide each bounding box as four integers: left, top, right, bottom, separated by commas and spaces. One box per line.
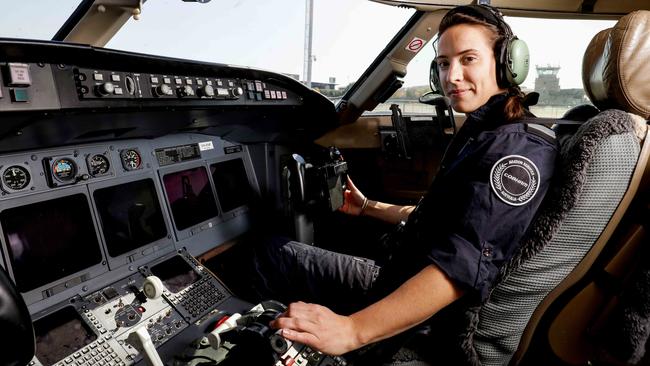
198, 85, 215, 98
216, 88, 229, 97
178, 85, 195, 97
95, 82, 115, 97
163, 77, 172, 84
230, 87, 243, 98
150, 76, 159, 83
153, 84, 173, 97
93, 73, 104, 81
110, 74, 121, 82
8, 63, 32, 86
11, 88, 29, 102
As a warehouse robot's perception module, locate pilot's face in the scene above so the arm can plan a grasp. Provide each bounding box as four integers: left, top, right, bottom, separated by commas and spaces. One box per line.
436, 23, 506, 113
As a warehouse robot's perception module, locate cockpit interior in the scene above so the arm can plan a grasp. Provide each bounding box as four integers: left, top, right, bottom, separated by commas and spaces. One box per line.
1, 1, 649, 366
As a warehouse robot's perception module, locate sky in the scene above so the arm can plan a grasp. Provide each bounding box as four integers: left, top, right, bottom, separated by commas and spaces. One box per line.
0, 0, 616, 90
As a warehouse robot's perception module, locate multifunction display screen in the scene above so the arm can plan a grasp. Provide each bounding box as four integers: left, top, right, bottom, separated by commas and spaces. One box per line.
163, 166, 218, 231
210, 159, 253, 212
94, 178, 167, 257
150, 255, 199, 293
34, 306, 97, 366
0, 194, 103, 293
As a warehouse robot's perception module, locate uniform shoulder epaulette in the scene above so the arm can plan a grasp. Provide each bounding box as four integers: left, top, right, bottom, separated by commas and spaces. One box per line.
519, 117, 583, 144
525, 123, 556, 144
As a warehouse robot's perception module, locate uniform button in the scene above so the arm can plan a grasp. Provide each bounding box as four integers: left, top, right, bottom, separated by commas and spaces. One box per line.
482, 248, 492, 257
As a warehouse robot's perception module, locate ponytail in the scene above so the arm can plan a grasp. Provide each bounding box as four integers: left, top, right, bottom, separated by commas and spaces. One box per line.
504, 87, 527, 122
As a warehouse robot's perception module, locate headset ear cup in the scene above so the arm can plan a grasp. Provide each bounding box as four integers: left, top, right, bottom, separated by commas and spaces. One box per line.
430, 59, 443, 94
506, 38, 530, 86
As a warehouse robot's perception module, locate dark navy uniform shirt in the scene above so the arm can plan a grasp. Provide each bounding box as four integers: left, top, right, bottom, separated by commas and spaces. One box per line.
375, 93, 558, 301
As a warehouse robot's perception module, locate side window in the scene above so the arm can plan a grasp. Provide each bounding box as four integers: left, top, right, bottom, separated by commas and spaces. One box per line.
372, 17, 616, 117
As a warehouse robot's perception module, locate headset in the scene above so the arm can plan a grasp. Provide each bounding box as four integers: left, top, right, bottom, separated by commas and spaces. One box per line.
430, 4, 530, 91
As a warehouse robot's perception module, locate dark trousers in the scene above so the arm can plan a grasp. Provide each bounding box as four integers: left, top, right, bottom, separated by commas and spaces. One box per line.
252, 237, 382, 315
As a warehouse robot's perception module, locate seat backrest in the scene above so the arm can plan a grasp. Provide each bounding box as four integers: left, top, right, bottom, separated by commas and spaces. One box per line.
466, 10, 650, 366
0, 265, 35, 366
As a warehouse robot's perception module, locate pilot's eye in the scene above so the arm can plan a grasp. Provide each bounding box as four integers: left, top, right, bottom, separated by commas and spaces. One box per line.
463, 55, 478, 64
437, 60, 449, 69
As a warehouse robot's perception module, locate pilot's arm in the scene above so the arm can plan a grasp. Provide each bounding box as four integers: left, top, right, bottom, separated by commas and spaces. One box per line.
339, 177, 414, 224
271, 263, 463, 356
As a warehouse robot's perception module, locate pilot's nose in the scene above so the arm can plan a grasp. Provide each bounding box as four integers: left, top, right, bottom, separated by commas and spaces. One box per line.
446, 61, 463, 83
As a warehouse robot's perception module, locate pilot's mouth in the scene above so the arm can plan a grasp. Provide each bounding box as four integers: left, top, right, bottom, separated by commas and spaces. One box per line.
449, 89, 469, 98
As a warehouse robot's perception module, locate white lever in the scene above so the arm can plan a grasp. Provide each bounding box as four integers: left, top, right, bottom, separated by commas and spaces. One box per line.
207, 313, 242, 349
143, 276, 164, 300
126, 326, 164, 366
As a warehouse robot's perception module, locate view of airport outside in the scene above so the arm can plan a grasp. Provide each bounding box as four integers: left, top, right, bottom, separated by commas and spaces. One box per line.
0, 0, 617, 117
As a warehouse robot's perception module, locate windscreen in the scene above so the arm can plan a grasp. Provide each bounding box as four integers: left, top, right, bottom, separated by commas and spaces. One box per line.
210, 159, 253, 212
94, 178, 167, 258
0, 194, 103, 293
150, 255, 199, 293
34, 306, 97, 366
163, 166, 218, 231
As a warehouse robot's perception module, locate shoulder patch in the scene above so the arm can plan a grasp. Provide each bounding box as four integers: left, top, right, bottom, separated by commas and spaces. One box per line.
490, 155, 540, 206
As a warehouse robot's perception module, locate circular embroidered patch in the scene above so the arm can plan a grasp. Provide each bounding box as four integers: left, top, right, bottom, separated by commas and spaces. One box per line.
490, 155, 540, 206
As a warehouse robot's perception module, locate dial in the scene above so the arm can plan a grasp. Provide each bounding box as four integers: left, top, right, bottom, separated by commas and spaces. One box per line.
2, 165, 30, 191
52, 158, 77, 182
120, 149, 142, 171
87, 154, 111, 176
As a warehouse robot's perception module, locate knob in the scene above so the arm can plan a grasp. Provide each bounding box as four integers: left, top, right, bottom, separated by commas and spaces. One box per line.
198, 85, 215, 98
178, 85, 195, 97
153, 84, 173, 97
229, 86, 243, 98
95, 82, 115, 96
143, 276, 164, 300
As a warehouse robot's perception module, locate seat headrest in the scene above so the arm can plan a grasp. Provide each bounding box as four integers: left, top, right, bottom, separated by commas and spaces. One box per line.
582, 10, 650, 119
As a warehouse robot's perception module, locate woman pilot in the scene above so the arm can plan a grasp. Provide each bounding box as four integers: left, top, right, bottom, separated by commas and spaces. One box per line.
253, 4, 559, 363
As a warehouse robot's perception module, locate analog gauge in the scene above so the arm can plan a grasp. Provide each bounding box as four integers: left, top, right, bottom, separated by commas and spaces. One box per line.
87, 154, 111, 176
52, 158, 77, 182
120, 149, 142, 171
2, 165, 30, 191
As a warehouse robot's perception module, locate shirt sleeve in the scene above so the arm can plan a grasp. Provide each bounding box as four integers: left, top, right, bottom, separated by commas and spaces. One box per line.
413, 128, 557, 300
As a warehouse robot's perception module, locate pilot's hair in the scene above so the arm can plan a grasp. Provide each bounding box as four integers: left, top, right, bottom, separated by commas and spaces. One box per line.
438, 11, 527, 122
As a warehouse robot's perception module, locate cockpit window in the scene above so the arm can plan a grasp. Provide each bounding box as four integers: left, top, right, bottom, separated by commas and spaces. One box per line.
375, 16, 616, 117
105, 0, 413, 98
0, 1, 81, 40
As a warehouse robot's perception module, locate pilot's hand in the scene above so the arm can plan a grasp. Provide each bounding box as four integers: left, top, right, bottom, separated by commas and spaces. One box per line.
270, 301, 359, 356
339, 177, 367, 216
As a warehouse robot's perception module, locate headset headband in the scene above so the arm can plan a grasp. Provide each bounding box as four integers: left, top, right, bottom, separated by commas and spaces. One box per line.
443, 5, 513, 38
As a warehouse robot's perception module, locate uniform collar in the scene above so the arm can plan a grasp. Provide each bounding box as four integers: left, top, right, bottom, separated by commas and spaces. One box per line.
466, 92, 510, 126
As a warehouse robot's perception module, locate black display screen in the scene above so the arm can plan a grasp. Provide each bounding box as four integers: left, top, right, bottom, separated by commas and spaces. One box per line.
163, 166, 219, 231
210, 159, 253, 212
0, 194, 103, 293
34, 306, 97, 366
150, 255, 199, 293
94, 178, 167, 258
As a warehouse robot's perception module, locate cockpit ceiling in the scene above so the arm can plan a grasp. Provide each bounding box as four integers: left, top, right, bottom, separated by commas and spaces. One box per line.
371, 0, 650, 19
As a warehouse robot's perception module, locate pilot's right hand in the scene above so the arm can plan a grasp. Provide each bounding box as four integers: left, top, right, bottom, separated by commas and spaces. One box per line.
339, 177, 367, 216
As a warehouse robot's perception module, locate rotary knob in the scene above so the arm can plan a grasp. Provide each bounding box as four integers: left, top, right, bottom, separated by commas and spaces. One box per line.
229, 86, 243, 98
143, 276, 164, 300
177, 85, 195, 97
95, 82, 115, 97
153, 84, 173, 97
198, 85, 215, 98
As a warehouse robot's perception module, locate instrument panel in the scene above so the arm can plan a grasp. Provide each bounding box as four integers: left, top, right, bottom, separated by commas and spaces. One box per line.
29, 250, 233, 366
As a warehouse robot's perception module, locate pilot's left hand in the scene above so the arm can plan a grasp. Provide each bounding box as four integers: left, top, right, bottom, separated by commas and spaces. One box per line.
270, 301, 359, 356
